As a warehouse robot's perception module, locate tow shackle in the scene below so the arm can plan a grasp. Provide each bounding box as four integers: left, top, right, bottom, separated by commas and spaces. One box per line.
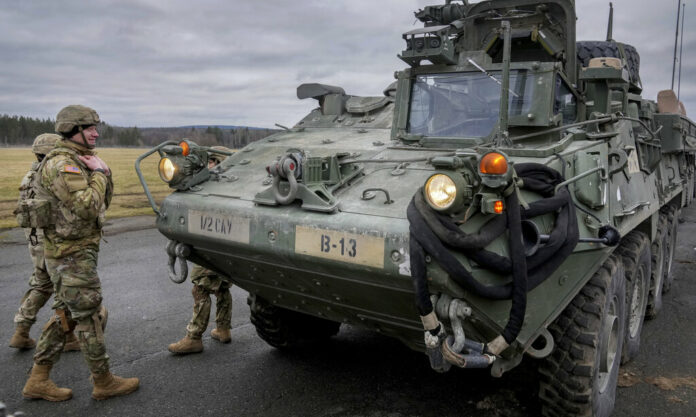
267, 152, 302, 205
166, 240, 190, 284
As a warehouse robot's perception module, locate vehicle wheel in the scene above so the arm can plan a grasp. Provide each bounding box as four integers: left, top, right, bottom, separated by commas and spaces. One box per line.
646, 213, 668, 319
576, 41, 641, 87
247, 294, 341, 349
661, 206, 679, 293
615, 231, 650, 364
539, 255, 626, 417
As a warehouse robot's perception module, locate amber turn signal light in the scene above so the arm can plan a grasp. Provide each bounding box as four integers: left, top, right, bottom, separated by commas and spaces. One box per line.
494, 200, 504, 214
480, 152, 508, 175
179, 141, 191, 156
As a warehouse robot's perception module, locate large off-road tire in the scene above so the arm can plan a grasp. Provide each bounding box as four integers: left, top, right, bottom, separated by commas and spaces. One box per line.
646, 212, 669, 319
576, 41, 641, 86
615, 231, 651, 364
247, 294, 341, 349
661, 205, 680, 294
539, 255, 626, 417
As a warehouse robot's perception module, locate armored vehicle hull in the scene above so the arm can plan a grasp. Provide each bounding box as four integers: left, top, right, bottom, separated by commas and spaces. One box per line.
138, 1, 695, 416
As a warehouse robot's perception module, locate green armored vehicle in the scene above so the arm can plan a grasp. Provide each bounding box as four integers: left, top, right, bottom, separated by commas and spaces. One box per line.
137, 1, 696, 415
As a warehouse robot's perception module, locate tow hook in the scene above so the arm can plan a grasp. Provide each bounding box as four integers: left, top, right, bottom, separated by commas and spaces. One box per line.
440, 299, 496, 368
166, 240, 190, 284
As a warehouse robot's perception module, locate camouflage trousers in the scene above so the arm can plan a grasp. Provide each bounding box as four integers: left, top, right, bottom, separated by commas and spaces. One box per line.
14, 236, 53, 326
186, 265, 232, 340
33, 248, 110, 374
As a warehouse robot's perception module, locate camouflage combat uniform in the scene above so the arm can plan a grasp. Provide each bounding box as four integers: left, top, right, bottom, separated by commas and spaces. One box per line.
32, 139, 113, 375
13, 163, 53, 326
186, 264, 232, 339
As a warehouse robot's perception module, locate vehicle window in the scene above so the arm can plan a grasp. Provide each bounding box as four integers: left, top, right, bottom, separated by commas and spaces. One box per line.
407, 70, 537, 138
554, 75, 577, 125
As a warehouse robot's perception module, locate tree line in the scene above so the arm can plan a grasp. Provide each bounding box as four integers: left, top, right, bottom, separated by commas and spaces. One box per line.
0, 114, 279, 149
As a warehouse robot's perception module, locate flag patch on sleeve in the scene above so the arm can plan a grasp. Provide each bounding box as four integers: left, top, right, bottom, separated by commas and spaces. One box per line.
63, 165, 81, 174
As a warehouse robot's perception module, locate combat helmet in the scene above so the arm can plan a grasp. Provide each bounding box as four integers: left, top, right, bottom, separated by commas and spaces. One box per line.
31, 133, 61, 157
209, 146, 233, 165
55, 105, 100, 136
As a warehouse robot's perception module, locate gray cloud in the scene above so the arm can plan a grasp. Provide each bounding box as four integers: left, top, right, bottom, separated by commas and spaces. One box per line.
0, 0, 693, 128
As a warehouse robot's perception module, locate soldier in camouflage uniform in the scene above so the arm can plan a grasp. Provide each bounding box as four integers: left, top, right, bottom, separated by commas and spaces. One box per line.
22, 105, 139, 402
9, 134, 79, 352
169, 147, 234, 354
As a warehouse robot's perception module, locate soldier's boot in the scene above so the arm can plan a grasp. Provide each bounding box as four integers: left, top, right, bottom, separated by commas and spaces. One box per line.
91, 372, 139, 400
63, 331, 80, 352
22, 364, 73, 401
167, 336, 203, 354
211, 328, 231, 343
9, 323, 35, 349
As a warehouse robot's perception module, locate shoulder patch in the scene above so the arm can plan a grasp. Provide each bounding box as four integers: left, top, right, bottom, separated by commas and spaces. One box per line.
63, 165, 82, 174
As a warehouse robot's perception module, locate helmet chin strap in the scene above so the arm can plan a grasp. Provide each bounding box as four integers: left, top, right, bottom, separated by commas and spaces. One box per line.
77, 126, 95, 149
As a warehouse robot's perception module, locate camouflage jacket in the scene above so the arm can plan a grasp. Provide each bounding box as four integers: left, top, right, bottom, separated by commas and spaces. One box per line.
37, 139, 113, 258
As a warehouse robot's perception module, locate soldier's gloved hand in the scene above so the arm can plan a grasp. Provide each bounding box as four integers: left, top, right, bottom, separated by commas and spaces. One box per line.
79, 155, 111, 175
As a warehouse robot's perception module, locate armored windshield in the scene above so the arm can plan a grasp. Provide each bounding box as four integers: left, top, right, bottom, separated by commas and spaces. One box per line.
408, 70, 538, 138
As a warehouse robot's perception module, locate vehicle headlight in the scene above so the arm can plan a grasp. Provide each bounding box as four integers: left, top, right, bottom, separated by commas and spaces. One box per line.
159, 157, 177, 183
425, 174, 457, 210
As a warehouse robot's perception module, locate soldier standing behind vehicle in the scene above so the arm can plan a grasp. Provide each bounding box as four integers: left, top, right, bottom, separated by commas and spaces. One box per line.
9, 134, 79, 353
21, 105, 139, 402
169, 146, 234, 354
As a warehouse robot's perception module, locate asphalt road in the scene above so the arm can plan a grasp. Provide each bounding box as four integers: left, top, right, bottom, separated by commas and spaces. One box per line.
1, 211, 695, 417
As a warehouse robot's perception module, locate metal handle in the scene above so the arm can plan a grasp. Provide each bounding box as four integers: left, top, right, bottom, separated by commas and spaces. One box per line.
134, 141, 178, 216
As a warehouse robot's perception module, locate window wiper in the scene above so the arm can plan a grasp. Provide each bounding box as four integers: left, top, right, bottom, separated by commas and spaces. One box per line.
466, 58, 519, 98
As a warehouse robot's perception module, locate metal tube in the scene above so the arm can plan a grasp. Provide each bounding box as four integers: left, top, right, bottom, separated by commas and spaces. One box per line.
678, 3, 685, 100
498, 21, 512, 142
134, 140, 178, 216
672, 0, 682, 90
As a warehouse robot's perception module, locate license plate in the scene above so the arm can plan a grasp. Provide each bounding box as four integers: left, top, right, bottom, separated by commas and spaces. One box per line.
295, 226, 385, 268
188, 209, 250, 243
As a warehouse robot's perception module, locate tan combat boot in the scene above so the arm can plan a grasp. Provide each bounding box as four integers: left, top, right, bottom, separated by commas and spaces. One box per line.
167, 336, 203, 354
9, 323, 35, 349
211, 328, 231, 343
91, 372, 139, 400
22, 364, 73, 401
63, 331, 80, 352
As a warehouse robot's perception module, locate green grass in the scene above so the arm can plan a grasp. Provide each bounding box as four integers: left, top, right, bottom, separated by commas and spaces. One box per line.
0, 147, 173, 229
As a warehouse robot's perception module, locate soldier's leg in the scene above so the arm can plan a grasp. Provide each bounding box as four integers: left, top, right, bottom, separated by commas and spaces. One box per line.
211, 280, 232, 343
24, 302, 74, 401
186, 284, 212, 339
60, 286, 109, 373
14, 255, 53, 326
32, 309, 70, 367
9, 242, 53, 349
168, 284, 209, 354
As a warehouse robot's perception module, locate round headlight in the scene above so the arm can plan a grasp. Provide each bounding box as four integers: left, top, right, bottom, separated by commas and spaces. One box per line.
425, 174, 457, 210
159, 157, 177, 182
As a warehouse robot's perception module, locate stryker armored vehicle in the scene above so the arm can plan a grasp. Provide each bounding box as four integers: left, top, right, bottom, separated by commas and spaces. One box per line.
137, 1, 696, 415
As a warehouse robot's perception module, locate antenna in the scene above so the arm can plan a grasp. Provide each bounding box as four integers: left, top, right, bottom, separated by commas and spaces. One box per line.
606, 2, 614, 41
678, 3, 685, 100
672, 0, 682, 90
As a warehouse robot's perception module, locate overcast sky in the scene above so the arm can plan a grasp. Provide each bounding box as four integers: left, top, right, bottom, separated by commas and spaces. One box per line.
0, 0, 693, 128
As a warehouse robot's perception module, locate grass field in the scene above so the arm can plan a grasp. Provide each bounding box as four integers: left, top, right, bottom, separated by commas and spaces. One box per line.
0, 147, 173, 229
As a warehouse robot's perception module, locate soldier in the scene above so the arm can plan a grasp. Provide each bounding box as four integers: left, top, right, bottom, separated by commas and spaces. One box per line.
21, 105, 139, 402
169, 146, 234, 354
9, 134, 79, 352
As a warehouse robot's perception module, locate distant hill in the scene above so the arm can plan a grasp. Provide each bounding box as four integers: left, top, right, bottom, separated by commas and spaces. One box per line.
179, 125, 271, 130
0, 114, 279, 148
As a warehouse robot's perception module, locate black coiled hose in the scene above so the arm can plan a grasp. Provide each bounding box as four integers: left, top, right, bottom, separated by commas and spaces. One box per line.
408, 163, 579, 344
